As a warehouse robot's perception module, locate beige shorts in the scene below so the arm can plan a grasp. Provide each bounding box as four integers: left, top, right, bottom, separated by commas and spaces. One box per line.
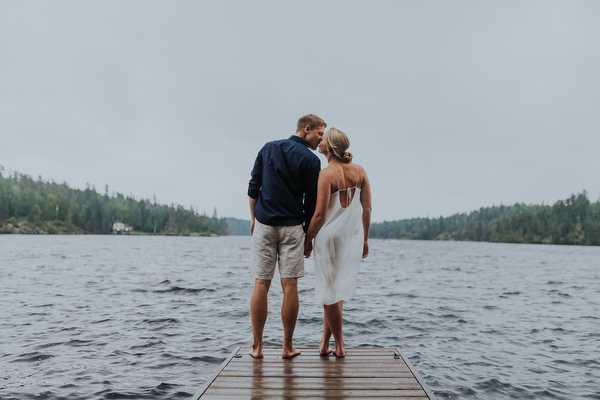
251, 220, 305, 280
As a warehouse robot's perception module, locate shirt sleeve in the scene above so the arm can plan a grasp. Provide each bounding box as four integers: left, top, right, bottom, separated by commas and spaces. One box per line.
302, 158, 321, 232
248, 149, 263, 199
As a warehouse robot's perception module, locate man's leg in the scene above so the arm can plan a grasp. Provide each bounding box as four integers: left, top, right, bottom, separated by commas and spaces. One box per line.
278, 224, 304, 359
280, 278, 301, 358
250, 278, 271, 358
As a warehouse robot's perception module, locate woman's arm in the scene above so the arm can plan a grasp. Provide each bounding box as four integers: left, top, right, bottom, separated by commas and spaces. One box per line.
304, 170, 334, 256
359, 167, 372, 258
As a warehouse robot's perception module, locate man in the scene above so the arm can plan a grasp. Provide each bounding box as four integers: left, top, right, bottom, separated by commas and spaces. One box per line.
247, 114, 326, 359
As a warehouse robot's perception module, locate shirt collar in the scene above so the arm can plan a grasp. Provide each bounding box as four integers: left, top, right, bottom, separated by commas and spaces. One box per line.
289, 135, 309, 147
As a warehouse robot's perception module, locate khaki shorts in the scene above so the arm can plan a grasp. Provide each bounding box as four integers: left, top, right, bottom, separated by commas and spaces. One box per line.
251, 220, 305, 280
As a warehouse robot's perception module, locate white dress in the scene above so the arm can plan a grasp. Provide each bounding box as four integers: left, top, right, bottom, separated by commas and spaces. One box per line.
314, 167, 363, 305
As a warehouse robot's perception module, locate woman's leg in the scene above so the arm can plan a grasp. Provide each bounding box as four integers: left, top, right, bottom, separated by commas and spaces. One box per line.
320, 307, 333, 355
323, 301, 345, 357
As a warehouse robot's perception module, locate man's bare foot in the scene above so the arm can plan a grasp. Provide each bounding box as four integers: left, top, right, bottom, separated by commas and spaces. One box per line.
319, 340, 332, 356
333, 342, 346, 358
249, 343, 263, 358
282, 346, 301, 359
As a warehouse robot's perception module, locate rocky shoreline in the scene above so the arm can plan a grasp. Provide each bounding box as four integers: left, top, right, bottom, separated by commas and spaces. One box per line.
1, 220, 218, 236
1, 220, 85, 234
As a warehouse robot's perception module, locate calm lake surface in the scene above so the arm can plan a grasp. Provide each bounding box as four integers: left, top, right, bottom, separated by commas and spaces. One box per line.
1, 235, 599, 400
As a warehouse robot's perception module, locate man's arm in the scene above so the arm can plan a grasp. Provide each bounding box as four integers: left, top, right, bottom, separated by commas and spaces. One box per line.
249, 197, 257, 235
248, 149, 263, 235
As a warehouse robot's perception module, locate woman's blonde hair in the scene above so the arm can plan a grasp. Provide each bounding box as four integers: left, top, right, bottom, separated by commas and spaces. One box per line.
327, 127, 353, 163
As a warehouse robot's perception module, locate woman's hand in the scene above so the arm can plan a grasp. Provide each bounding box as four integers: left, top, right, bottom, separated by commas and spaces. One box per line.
304, 240, 313, 258
362, 240, 369, 258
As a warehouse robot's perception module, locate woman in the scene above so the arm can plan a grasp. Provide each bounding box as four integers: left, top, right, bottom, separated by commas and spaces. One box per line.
304, 127, 372, 357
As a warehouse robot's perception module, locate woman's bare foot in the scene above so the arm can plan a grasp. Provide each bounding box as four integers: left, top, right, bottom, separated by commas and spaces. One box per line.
333, 342, 346, 358
249, 343, 264, 358
319, 340, 332, 356
281, 346, 301, 359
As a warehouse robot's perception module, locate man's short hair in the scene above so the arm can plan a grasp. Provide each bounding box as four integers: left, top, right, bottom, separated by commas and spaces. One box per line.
297, 114, 327, 132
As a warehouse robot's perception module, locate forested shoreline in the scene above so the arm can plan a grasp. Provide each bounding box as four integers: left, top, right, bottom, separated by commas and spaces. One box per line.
370, 191, 600, 245
0, 169, 227, 236
2, 167, 598, 245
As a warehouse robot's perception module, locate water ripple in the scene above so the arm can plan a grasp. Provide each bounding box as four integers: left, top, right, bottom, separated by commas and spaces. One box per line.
1, 236, 599, 399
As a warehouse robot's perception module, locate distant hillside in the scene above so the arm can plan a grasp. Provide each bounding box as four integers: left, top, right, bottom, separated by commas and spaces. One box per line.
370, 191, 600, 246
226, 217, 251, 235
0, 169, 227, 235
189, 190, 600, 246
5, 167, 597, 245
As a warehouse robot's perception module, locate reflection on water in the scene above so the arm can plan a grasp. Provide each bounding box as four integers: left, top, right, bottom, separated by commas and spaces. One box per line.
0, 235, 599, 399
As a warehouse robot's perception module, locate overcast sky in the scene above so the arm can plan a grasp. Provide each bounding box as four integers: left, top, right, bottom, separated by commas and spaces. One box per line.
1, 1, 599, 222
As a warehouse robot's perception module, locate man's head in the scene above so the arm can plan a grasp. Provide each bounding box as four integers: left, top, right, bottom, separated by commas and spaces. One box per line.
296, 114, 326, 150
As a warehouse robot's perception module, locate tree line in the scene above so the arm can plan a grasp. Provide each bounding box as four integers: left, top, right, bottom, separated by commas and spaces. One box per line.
0, 168, 227, 235
370, 191, 600, 245
5, 166, 596, 244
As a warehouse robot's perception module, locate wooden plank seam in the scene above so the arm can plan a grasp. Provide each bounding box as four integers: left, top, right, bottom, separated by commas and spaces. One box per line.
191, 346, 241, 400
394, 347, 438, 400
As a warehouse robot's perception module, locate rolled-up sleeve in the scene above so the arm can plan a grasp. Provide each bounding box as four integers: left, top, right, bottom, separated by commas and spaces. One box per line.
248, 150, 263, 199
302, 158, 321, 232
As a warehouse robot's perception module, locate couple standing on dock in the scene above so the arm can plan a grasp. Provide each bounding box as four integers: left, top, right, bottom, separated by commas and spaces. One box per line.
248, 114, 372, 359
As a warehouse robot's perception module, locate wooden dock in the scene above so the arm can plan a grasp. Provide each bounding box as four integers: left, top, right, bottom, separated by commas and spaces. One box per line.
192, 346, 437, 399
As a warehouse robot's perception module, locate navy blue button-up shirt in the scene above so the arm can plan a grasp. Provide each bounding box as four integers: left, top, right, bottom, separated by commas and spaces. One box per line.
248, 135, 321, 232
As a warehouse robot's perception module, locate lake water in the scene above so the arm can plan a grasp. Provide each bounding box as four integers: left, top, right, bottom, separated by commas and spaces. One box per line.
1, 235, 599, 399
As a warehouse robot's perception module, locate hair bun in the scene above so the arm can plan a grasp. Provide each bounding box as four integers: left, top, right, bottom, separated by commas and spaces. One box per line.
326, 127, 353, 162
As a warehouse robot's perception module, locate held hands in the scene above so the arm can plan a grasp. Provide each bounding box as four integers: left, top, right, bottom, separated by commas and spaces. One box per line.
304, 240, 313, 258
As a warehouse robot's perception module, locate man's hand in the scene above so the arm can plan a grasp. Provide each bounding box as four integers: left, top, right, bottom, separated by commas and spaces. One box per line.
249, 197, 257, 235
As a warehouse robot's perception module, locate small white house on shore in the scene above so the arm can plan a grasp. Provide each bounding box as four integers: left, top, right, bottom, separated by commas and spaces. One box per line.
112, 222, 133, 234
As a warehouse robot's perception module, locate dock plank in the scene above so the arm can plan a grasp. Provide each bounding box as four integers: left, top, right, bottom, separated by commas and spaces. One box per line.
192, 347, 437, 399
200, 395, 429, 400
209, 377, 422, 389
202, 388, 429, 398
219, 370, 415, 378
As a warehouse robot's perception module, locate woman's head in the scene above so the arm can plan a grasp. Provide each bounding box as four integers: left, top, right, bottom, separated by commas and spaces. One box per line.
322, 127, 352, 163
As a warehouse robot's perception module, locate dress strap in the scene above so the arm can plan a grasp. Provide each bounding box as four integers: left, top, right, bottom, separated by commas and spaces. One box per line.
325, 167, 339, 191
